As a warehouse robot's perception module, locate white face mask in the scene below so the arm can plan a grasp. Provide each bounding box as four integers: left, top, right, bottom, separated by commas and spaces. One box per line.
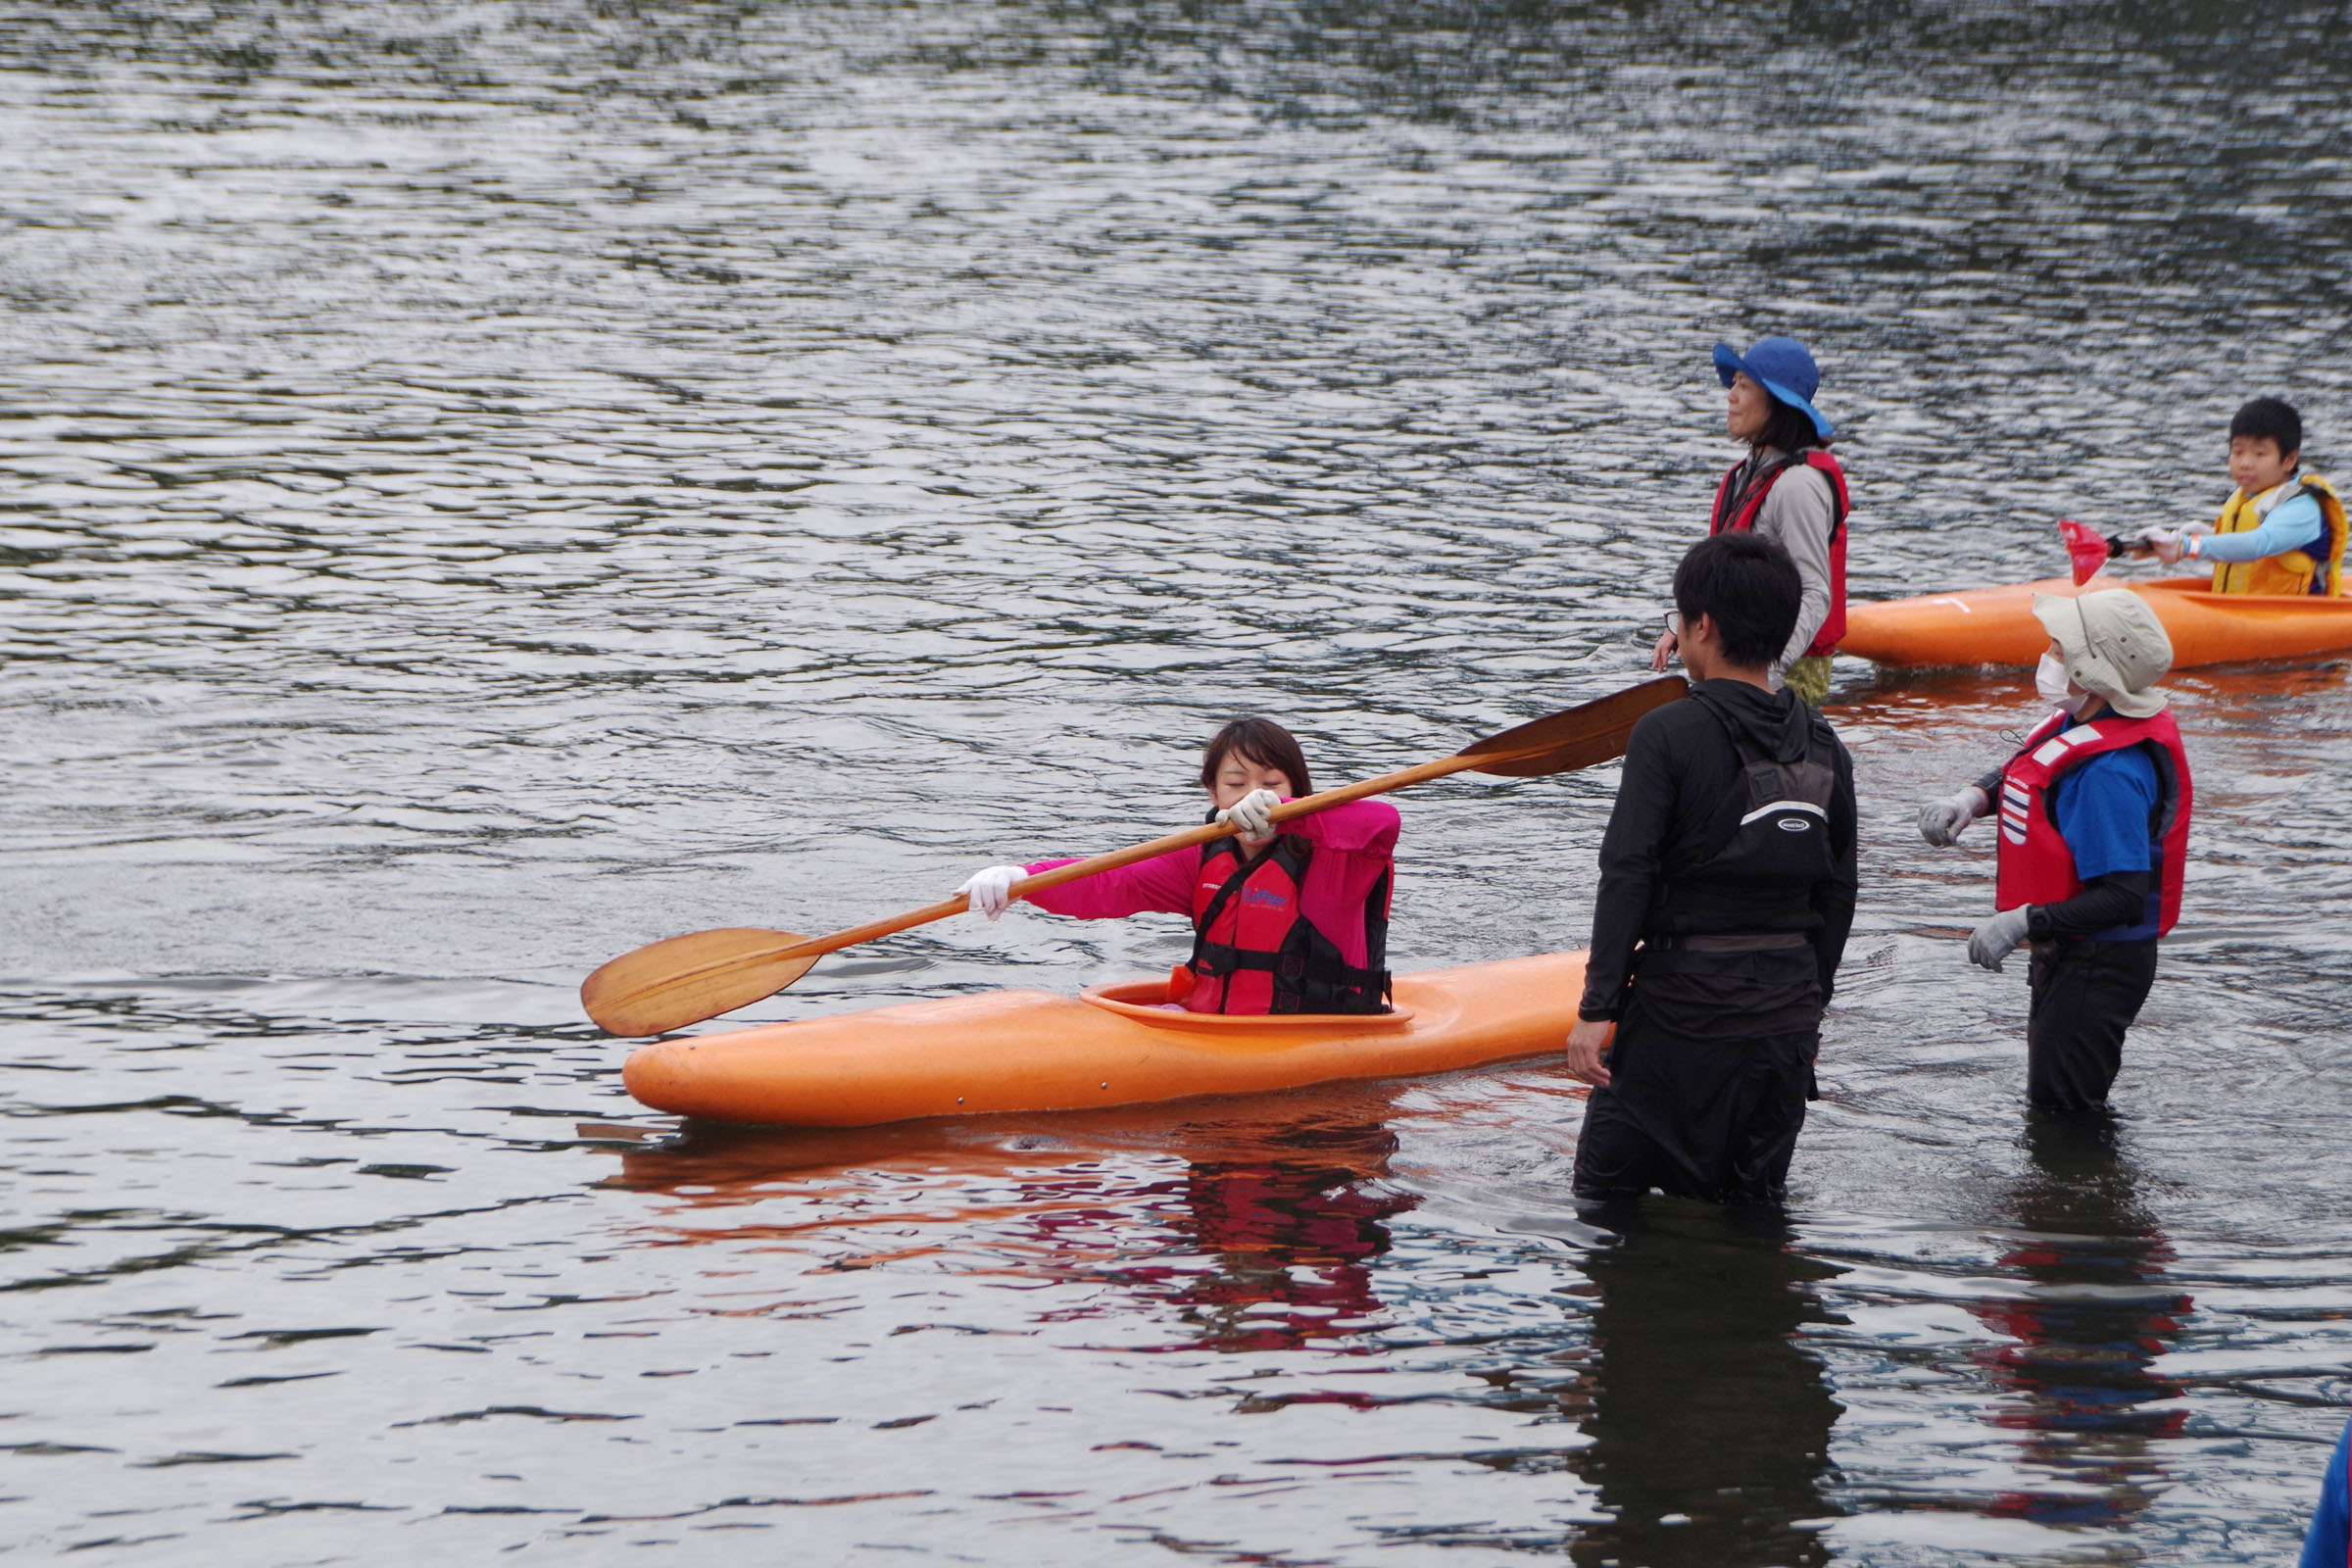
2034, 652, 2075, 708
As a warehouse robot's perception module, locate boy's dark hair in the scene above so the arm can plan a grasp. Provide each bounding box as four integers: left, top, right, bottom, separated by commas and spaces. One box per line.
1675, 532, 1803, 667
1200, 716, 1312, 798
2230, 397, 2302, 460
1753, 393, 1829, 455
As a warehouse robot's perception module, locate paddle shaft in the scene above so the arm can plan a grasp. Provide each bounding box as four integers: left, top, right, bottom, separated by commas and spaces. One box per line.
742, 751, 1494, 969
580, 674, 1684, 1033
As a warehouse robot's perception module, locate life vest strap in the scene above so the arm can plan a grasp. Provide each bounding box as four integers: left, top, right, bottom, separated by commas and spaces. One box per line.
1191, 940, 1387, 990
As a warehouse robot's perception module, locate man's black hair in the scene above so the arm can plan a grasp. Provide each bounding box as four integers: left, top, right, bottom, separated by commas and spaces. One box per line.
1675, 532, 1803, 668
2230, 396, 2302, 460
1753, 394, 1829, 455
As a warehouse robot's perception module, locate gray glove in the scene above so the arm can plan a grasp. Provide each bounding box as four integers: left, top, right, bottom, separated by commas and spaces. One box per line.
1967, 906, 2034, 971
1918, 786, 1988, 848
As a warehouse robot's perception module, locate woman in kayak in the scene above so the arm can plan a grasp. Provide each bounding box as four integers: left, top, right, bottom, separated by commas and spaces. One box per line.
955, 717, 1399, 1015
1652, 335, 1850, 706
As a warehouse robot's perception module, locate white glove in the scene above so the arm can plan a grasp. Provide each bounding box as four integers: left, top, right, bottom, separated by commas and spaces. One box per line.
2136, 525, 2178, 548
2180, 520, 2214, 539
1917, 786, 1988, 847
956, 864, 1026, 921
1215, 787, 1282, 840
1967, 906, 2034, 971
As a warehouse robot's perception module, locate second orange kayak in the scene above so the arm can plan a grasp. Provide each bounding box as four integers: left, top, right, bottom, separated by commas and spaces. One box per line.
1841, 573, 2352, 669
622, 951, 1588, 1127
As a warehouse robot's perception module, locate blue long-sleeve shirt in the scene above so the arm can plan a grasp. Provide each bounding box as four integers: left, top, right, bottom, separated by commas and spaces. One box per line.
2049, 747, 2162, 941
2298, 1416, 2348, 1568
2195, 489, 2324, 563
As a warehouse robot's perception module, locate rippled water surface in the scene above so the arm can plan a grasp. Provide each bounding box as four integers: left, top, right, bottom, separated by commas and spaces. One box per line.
6, 2, 2352, 1562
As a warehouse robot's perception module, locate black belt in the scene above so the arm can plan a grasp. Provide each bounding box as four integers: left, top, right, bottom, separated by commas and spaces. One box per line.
1647, 932, 1810, 954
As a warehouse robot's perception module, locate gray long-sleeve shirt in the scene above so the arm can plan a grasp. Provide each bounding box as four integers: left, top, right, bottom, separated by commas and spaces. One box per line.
1732, 451, 1838, 675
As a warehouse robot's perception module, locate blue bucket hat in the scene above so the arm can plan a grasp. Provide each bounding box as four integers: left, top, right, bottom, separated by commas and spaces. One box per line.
1712, 336, 1834, 441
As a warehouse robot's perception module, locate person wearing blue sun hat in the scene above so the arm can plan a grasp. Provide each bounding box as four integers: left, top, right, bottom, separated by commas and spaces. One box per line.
1651, 336, 1851, 706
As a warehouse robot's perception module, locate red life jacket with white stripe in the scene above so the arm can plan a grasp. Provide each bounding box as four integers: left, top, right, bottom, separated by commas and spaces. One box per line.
1709, 450, 1849, 658
1187, 835, 1391, 1015
1994, 707, 2191, 936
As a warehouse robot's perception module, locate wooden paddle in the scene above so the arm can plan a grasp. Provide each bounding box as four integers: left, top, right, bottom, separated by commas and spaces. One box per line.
580, 674, 1689, 1036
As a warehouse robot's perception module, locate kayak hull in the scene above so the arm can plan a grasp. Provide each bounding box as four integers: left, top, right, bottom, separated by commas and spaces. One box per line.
1841, 573, 2352, 669
621, 951, 1588, 1127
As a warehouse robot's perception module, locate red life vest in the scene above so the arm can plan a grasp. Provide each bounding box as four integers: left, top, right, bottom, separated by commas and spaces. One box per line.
1187, 835, 1391, 1015
1709, 450, 1849, 658
1995, 707, 2192, 936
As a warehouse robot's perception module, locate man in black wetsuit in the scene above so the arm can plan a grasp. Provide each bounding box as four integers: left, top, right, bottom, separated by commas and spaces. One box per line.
1564, 532, 1859, 1205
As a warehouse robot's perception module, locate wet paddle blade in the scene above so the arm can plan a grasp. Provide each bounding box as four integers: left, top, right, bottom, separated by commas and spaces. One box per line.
581, 927, 819, 1037
1456, 674, 1688, 777
2058, 519, 2111, 587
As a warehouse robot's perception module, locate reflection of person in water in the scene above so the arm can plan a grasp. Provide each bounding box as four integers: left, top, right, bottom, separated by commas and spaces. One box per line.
1977, 1120, 2189, 1530
1140, 1118, 1417, 1355
1567, 1203, 1843, 1567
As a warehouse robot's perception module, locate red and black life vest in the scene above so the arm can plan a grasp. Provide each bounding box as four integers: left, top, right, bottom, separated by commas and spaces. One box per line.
1995, 707, 2192, 936
1187, 834, 1391, 1015
1709, 450, 1850, 658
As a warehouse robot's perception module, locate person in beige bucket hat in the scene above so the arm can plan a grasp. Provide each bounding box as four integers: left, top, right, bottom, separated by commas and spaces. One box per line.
1911, 588, 2195, 1117
2032, 589, 2173, 719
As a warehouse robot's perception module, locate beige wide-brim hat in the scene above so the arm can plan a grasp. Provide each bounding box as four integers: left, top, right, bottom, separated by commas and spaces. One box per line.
2032, 589, 2174, 718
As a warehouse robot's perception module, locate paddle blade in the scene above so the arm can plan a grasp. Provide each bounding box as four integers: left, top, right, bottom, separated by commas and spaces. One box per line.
1458, 675, 1689, 777
2058, 519, 2111, 587
581, 927, 819, 1037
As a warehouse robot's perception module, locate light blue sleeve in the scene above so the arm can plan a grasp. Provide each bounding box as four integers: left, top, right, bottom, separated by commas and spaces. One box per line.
2198, 491, 2325, 564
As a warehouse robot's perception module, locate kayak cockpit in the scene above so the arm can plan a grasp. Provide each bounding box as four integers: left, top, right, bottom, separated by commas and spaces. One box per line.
1077, 979, 1416, 1031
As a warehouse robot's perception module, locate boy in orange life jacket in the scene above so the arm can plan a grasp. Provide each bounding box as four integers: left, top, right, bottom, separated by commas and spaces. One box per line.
954, 718, 1398, 1015
1916, 590, 2192, 1117
2141, 398, 2348, 597
1567, 532, 1859, 1205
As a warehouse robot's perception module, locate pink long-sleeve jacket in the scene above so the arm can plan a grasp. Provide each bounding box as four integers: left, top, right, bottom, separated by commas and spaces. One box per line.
1023, 799, 1399, 1009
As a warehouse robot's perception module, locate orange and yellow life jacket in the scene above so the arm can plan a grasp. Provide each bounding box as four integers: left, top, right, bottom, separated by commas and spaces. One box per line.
2209, 473, 2348, 597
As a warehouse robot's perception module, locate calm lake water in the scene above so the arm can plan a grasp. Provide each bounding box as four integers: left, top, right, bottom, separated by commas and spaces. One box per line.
5, 2, 2351, 1562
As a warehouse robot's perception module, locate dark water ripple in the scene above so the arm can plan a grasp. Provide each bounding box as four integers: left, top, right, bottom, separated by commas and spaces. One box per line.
5, 2, 2352, 1562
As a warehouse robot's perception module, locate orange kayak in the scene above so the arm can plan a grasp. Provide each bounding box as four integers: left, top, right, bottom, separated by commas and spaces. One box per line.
621, 951, 1587, 1127
1841, 573, 2352, 669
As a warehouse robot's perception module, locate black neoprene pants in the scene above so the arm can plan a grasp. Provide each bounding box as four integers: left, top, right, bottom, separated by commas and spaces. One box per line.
1571, 1011, 1818, 1205
2026, 938, 2158, 1116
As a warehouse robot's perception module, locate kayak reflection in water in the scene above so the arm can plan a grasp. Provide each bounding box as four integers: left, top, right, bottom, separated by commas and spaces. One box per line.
1122, 1114, 1416, 1358
1565, 1201, 1843, 1567
955, 717, 1399, 1015
1977, 1118, 2188, 1532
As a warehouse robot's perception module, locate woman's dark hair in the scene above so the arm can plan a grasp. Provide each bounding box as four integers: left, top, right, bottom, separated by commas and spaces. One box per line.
1753, 393, 1828, 455
2230, 396, 2302, 460
1200, 717, 1312, 798
1674, 532, 1802, 667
